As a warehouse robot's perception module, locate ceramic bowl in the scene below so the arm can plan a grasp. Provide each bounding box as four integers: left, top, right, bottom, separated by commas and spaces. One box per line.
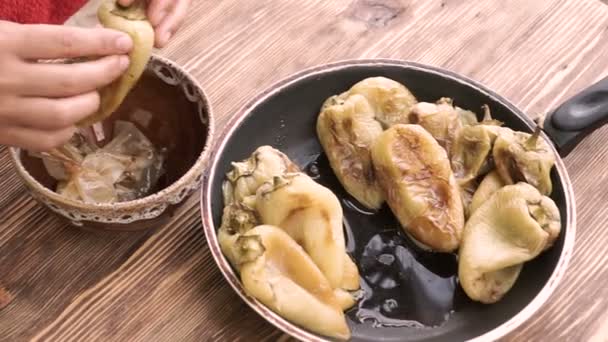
10, 54, 214, 231
200, 59, 575, 341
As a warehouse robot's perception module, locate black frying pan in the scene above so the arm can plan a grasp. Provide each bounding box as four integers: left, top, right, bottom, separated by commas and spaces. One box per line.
201, 59, 607, 341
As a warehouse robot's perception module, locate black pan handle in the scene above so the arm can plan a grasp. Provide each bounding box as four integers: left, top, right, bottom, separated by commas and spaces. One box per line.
543, 76, 608, 157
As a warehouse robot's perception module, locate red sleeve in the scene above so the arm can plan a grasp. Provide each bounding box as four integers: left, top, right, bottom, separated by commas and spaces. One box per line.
0, 0, 88, 25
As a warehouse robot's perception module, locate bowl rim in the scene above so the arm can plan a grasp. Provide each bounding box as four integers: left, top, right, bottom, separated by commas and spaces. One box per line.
200, 58, 576, 342
9, 53, 215, 211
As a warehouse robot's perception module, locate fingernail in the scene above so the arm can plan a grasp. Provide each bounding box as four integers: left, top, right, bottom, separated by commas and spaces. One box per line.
116, 35, 133, 51
119, 55, 130, 69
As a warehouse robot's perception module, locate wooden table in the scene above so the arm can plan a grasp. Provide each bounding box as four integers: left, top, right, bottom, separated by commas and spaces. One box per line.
2, 0, 608, 341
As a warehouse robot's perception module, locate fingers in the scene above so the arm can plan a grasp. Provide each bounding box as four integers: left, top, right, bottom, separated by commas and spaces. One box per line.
154, 0, 190, 47
1, 92, 100, 130
0, 125, 76, 152
18, 55, 129, 98
116, 0, 170, 26
11, 25, 133, 60
148, 0, 173, 27
0, 23, 133, 152
0, 91, 100, 151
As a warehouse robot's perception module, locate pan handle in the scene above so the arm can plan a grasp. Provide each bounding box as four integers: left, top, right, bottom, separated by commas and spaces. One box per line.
543, 75, 608, 157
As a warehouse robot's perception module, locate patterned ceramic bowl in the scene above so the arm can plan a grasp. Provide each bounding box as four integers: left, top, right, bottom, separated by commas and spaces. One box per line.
9, 54, 214, 232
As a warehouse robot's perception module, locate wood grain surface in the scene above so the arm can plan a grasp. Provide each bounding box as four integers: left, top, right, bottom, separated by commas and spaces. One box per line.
2, 0, 608, 341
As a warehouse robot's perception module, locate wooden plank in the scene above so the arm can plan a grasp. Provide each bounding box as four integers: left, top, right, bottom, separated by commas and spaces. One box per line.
1, 0, 608, 341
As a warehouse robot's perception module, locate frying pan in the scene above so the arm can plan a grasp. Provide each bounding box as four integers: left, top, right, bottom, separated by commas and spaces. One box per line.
200, 59, 606, 341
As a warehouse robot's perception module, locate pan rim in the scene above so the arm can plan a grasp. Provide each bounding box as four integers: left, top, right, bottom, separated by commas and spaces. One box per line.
200, 58, 576, 342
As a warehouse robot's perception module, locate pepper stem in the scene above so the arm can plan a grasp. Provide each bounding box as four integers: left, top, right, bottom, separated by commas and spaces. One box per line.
482, 104, 492, 121
525, 126, 542, 150
525, 113, 547, 150
112, 0, 148, 20
234, 235, 265, 265
437, 97, 453, 106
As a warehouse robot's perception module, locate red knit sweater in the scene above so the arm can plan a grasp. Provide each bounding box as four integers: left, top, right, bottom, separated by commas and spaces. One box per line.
1, 0, 88, 25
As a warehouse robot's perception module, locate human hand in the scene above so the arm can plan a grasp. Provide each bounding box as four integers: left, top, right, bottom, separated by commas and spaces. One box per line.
118, 0, 191, 48
0, 21, 133, 152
